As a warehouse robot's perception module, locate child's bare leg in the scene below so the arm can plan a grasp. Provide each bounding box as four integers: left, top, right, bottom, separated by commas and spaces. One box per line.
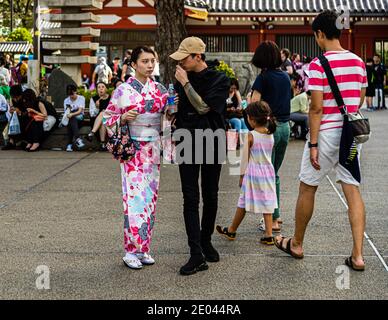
263, 213, 273, 238
229, 207, 246, 233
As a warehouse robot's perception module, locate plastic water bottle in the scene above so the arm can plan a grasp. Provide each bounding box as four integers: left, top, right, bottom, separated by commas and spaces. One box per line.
167, 84, 177, 114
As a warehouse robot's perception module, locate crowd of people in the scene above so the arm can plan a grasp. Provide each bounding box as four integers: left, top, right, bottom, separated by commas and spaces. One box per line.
0, 9, 385, 275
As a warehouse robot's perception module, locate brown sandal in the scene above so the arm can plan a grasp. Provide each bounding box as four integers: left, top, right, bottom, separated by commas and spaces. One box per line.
275, 236, 304, 259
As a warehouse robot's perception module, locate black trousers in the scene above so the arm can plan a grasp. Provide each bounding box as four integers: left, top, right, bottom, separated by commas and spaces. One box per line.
26, 120, 44, 144
179, 163, 222, 257
67, 117, 82, 144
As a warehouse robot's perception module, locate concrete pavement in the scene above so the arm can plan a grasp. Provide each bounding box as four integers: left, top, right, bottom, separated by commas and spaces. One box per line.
0, 109, 387, 300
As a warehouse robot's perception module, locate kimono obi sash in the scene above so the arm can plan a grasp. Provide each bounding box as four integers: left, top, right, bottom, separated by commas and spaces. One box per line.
129, 113, 161, 138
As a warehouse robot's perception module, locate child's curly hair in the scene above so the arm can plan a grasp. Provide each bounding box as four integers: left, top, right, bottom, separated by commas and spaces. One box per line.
245, 101, 277, 134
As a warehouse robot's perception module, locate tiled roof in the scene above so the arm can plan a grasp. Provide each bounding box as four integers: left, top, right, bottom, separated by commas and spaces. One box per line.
198, 0, 388, 15
0, 41, 32, 54
185, 0, 209, 9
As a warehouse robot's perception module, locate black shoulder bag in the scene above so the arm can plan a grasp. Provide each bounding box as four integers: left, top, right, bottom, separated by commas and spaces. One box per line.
318, 55, 370, 144
319, 55, 371, 183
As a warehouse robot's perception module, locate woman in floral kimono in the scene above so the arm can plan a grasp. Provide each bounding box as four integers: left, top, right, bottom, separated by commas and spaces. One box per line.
103, 46, 176, 269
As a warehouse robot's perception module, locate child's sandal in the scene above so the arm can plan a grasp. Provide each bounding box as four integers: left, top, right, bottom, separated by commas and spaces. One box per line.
216, 225, 236, 241
260, 236, 274, 245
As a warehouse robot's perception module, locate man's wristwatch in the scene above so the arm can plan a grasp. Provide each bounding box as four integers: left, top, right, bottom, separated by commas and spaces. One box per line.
308, 142, 318, 148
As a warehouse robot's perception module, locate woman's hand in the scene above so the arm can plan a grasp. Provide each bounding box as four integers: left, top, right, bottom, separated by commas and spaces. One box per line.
26, 108, 36, 114
67, 113, 73, 119
174, 93, 179, 106
121, 110, 138, 123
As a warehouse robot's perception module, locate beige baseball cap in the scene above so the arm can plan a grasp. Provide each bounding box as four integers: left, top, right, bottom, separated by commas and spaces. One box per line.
170, 37, 206, 61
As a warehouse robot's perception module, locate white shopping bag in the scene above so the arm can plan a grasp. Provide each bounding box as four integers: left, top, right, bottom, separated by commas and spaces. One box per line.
8, 111, 21, 135
60, 108, 70, 127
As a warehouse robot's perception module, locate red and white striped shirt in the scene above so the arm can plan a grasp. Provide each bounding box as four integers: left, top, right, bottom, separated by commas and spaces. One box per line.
308, 50, 368, 131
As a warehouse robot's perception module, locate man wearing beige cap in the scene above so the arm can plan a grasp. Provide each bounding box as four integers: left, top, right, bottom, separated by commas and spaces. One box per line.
169, 36, 230, 276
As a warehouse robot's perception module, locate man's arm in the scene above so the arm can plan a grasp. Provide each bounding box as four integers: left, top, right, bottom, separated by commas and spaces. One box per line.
359, 88, 366, 111
309, 90, 323, 144
183, 82, 210, 115
121, 64, 127, 81
309, 90, 323, 171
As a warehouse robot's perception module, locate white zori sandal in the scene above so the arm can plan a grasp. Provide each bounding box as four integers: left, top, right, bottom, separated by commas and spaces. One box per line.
136, 252, 155, 265
123, 253, 143, 269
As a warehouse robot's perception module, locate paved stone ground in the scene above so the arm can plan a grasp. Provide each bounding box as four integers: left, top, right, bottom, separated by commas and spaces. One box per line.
0, 108, 387, 300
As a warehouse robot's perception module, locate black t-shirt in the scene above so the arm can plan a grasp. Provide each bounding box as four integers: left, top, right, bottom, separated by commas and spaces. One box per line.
251, 69, 291, 123
374, 63, 387, 85
175, 68, 230, 131
92, 95, 111, 111
281, 59, 293, 73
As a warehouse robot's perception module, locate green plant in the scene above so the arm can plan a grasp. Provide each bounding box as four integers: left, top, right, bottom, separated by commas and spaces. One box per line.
6, 27, 32, 43
215, 60, 236, 79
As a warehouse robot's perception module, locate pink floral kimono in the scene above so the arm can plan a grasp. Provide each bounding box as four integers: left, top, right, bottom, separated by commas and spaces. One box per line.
103, 77, 168, 254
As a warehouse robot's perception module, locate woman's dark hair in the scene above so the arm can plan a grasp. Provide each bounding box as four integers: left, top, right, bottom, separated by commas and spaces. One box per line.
291, 53, 299, 61
230, 78, 239, 90
21, 89, 38, 108
130, 46, 156, 65
10, 85, 23, 97
245, 101, 276, 134
66, 84, 77, 96
312, 10, 341, 40
251, 41, 282, 70
289, 72, 300, 82
281, 48, 291, 59
113, 78, 123, 88
366, 58, 374, 63
96, 81, 108, 89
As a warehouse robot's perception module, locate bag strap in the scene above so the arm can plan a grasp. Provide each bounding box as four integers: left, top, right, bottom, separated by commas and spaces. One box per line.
318, 54, 347, 115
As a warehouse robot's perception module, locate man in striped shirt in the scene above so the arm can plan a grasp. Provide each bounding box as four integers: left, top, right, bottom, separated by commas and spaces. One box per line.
275, 10, 367, 271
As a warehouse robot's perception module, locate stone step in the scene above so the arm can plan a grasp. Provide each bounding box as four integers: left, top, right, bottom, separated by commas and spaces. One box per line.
40, 0, 103, 9
43, 55, 98, 64
42, 27, 100, 37
41, 12, 100, 23
43, 41, 99, 50
41, 125, 101, 150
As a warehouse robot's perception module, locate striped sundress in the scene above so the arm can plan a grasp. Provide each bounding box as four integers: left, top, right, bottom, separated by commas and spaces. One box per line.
237, 130, 278, 214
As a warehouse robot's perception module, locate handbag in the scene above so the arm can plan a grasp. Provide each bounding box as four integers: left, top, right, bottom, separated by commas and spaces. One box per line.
106, 122, 140, 161
318, 55, 370, 144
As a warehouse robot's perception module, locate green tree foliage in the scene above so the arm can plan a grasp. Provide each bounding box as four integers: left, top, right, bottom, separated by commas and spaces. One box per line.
1, 0, 34, 30
7, 27, 33, 43
215, 61, 236, 79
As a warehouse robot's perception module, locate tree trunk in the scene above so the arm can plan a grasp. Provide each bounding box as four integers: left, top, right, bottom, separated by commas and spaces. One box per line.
155, 0, 187, 86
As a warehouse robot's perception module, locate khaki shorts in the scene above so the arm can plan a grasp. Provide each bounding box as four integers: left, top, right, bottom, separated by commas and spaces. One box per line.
299, 128, 360, 187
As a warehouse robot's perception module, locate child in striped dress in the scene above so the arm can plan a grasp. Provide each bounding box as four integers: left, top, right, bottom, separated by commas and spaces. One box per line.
216, 101, 278, 245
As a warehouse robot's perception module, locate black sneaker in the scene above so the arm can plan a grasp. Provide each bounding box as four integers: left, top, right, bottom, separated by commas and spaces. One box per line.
179, 256, 208, 276
86, 131, 94, 142
201, 242, 220, 262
